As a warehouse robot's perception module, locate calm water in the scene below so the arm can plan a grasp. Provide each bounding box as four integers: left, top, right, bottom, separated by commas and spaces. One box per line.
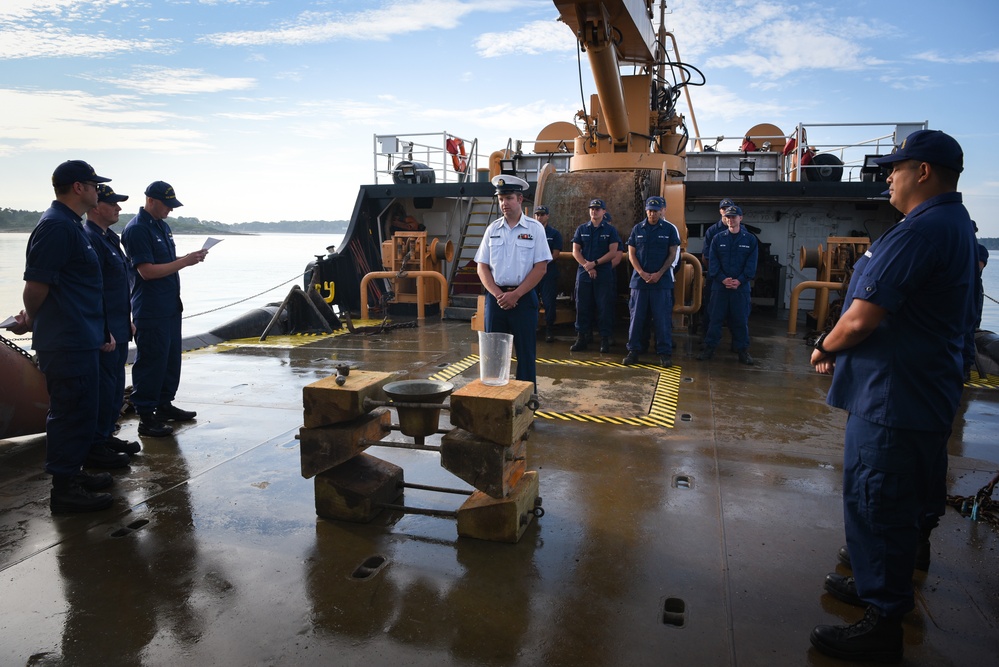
2, 232, 998, 346
1, 232, 343, 346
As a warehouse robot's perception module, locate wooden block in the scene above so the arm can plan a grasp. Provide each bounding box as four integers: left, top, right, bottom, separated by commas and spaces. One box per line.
299, 407, 391, 479
471, 295, 485, 332
456, 471, 540, 543
440, 428, 526, 499
302, 370, 394, 427
449, 379, 534, 446
314, 453, 403, 523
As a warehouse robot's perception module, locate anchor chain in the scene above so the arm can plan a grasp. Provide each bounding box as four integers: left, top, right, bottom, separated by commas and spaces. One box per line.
946, 470, 999, 528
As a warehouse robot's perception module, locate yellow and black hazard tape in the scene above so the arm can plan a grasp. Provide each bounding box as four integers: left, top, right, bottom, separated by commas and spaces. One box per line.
965, 370, 999, 390
430, 355, 481, 382
431, 355, 682, 428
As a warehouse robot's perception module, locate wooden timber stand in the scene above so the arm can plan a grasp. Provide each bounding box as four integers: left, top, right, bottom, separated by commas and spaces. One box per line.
298, 371, 542, 543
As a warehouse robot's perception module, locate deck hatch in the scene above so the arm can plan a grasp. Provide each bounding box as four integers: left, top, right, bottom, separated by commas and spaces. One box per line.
661, 597, 687, 627
430, 356, 682, 428
350, 554, 388, 580
110, 518, 150, 538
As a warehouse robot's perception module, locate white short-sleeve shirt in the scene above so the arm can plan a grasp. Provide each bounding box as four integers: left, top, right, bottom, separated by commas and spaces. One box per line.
474, 214, 552, 286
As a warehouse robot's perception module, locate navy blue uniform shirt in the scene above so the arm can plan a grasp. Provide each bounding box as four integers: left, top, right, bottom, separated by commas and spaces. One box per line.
627, 219, 680, 290
122, 207, 182, 322
708, 228, 758, 292
23, 201, 105, 351
85, 220, 132, 344
571, 221, 621, 282
543, 225, 563, 276
828, 192, 976, 431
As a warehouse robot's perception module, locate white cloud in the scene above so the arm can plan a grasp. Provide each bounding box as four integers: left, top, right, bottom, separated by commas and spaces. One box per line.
0, 26, 170, 59
913, 49, 999, 64
878, 73, 934, 91
0, 87, 209, 153
88, 67, 257, 95
200, 1, 483, 47
474, 19, 576, 58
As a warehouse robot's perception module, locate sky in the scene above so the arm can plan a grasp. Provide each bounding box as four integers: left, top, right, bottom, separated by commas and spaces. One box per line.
1, 0, 998, 234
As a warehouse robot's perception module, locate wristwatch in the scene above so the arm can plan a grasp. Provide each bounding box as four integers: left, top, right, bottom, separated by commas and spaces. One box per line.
814, 332, 832, 354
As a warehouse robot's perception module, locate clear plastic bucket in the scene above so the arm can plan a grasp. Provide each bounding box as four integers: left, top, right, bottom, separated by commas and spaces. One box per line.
478, 331, 513, 386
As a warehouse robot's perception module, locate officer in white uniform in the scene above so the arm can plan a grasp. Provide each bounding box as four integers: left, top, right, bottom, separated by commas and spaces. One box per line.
475, 175, 552, 387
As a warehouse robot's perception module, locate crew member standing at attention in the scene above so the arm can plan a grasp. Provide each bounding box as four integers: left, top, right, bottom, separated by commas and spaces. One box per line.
697, 205, 757, 365
622, 196, 680, 368
84, 184, 141, 457
475, 175, 552, 388
700, 197, 736, 340
122, 181, 208, 438
10, 160, 121, 512
533, 205, 562, 343
809, 130, 976, 663
570, 199, 621, 353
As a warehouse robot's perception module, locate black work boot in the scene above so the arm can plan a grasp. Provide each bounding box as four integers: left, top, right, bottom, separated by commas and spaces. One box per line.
599, 338, 611, 353
545, 326, 554, 343
737, 349, 754, 365
106, 434, 141, 455
155, 402, 197, 422
85, 443, 130, 469
622, 351, 639, 366
696, 347, 715, 361
569, 336, 588, 352
810, 606, 903, 663
138, 414, 174, 438
659, 354, 672, 368
824, 573, 864, 607
51, 475, 113, 513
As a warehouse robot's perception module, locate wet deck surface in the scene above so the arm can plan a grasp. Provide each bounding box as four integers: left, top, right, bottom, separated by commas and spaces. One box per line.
2, 314, 998, 666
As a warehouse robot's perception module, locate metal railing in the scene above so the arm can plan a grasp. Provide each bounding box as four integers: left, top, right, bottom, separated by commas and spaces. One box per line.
688, 121, 929, 182
373, 132, 479, 185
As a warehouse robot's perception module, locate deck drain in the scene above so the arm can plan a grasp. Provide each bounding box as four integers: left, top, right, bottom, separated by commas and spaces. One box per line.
679, 413, 692, 422
350, 554, 388, 580
672, 474, 693, 489
110, 518, 150, 538
682, 376, 694, 383
662, 597, 686, 627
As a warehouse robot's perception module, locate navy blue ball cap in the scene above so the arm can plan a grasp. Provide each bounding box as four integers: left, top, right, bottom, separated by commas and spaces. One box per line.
723, 205, 743, 217
873, 129, 963, 173
52, 160, 111, 187
645, 196, 665, 210
96, 184, 128, 203
719, 197, 736, 209
535, 205, 550, 215
588, 198, 606, 209
491, 174, 529, 194
145, 180, 183, 207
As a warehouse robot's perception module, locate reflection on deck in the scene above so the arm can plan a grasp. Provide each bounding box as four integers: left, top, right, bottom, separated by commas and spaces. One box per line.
2, 312, 997, 665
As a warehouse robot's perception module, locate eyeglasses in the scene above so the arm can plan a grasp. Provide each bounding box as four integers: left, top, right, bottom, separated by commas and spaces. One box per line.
79, 181, 98, 190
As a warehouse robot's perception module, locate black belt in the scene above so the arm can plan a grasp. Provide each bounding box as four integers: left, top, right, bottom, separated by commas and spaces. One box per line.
498, 286, 518, 292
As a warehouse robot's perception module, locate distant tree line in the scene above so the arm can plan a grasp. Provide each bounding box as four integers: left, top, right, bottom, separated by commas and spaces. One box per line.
0, 208, 348, 234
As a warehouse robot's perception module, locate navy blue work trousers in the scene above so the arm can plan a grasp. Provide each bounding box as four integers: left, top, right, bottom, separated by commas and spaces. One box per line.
627, 289, 673, 355
704, 288, 750, 351
36, 349, 99, 476
95, 342, 129, 443
536, 269, 559, 327
131, 314, 182, 415
575, 274, 614, 339
485, 290, 539, 387
842, 414, 949, 617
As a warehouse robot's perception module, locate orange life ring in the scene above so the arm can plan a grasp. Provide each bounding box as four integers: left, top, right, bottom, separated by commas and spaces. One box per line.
446, 138, 467, 173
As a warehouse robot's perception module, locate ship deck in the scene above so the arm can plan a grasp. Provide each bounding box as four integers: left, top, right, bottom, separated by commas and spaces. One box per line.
2, 313, 998, 666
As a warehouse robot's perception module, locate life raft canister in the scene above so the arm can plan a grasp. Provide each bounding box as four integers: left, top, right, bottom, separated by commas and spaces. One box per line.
446, 138, 467, 173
